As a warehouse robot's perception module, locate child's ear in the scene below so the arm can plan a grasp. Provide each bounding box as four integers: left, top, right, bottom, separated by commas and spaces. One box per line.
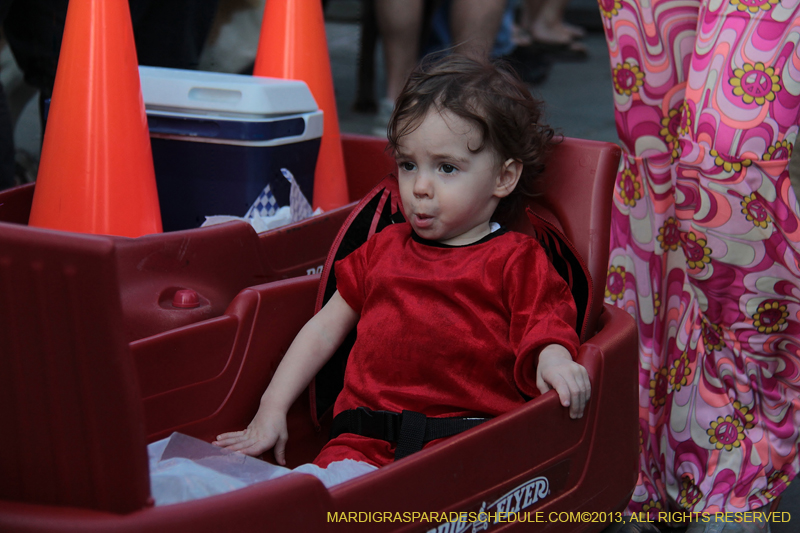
494, 158, 523, 198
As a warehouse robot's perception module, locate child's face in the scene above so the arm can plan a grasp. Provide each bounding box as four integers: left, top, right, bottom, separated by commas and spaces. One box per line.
394, 109, 520, 246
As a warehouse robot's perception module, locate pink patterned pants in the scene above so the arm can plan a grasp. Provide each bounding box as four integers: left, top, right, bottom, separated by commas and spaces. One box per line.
600, 0, 800, 515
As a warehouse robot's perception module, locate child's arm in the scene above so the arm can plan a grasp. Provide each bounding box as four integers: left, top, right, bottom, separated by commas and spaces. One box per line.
535, 343, 591, 419
213, 291, 358, 464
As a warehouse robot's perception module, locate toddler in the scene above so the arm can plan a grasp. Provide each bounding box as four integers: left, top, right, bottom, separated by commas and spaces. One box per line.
214, 53, 590, 482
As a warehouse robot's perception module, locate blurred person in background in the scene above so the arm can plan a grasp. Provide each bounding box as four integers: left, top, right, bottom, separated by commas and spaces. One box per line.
0, 0, 67, 190
374, 0, 507, 132
0, 0, 219, 191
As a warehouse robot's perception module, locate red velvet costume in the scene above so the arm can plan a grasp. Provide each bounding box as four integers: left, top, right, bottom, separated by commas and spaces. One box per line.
313, 223, 580, 468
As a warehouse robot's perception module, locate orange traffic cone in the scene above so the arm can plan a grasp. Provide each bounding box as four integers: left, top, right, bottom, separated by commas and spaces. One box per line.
253, 0, 349, 211
28, 0, 162, 237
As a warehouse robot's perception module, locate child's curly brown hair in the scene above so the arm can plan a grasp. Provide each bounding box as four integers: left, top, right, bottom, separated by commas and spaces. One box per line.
387, 53, 555, 223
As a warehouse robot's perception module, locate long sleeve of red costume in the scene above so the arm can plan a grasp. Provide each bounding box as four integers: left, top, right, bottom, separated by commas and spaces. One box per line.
503, 241, 580, 398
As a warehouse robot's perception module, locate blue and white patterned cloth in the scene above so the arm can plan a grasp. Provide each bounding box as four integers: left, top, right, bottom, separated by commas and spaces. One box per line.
244, 183, 280, 219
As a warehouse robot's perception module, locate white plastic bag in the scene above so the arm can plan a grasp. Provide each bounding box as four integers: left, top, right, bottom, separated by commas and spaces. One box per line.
148, 432, 376, 506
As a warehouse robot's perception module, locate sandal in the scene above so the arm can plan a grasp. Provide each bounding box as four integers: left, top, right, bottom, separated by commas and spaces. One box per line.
562, 21, 587, 40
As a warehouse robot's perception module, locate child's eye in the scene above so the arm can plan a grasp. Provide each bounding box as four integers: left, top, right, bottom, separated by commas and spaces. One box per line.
399, 161, 416, 172
440, 164, 457, 174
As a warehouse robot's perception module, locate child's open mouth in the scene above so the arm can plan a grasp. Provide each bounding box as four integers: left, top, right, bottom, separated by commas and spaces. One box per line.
414, 214, 434, 228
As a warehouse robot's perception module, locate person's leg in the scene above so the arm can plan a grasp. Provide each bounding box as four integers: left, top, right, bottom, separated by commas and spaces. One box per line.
2, 0, 68, 131
448, 0, 506, 59
599, 0, 701, 523
602, 0, 800, 527
130, 0, 220, 70
375, 0, 424, 102
670, 0, 800, 523
519, 0, 542, 35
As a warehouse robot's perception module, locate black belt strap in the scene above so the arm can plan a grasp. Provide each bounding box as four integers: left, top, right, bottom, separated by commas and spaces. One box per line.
395, 410, 426, 460
330, 407, 490, 460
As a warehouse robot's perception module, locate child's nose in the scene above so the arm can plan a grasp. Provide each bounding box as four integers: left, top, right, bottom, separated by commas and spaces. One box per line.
413, 172, 433, 198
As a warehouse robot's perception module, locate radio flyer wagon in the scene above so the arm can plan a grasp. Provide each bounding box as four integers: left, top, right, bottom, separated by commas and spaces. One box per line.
0, 134, 637, 532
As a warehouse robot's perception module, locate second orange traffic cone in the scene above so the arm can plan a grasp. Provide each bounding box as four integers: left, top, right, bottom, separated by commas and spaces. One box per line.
253, 0, 349, 211
28, 0, 162, 237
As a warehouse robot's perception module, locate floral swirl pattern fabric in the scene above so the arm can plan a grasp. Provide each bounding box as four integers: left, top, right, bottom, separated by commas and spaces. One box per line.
600, 0, 800, 515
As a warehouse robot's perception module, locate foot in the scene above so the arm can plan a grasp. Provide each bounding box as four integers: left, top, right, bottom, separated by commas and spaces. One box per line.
528, 20, 578, 47
526, 20, 588, 62
511, 24, 533, 47
562, 21, 587, 40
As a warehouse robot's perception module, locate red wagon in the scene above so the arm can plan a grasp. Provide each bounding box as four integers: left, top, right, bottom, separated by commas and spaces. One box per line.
0, 134, 636, 532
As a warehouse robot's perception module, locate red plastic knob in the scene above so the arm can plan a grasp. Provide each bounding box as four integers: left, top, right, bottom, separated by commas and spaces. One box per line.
172, 289, 200, 309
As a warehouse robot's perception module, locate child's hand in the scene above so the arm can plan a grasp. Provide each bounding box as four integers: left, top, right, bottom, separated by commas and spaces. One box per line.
213, 407, 289, 464
213, 291, 358, 465
536, 344, 591, 419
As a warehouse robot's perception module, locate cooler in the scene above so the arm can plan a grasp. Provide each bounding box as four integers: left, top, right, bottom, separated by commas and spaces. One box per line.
139, 66, 323, 231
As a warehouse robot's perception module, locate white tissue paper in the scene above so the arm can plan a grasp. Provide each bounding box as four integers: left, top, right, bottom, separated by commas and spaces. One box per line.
148, 432, 377, 505
148, 432, 287, 505
201, 168, 322, 233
